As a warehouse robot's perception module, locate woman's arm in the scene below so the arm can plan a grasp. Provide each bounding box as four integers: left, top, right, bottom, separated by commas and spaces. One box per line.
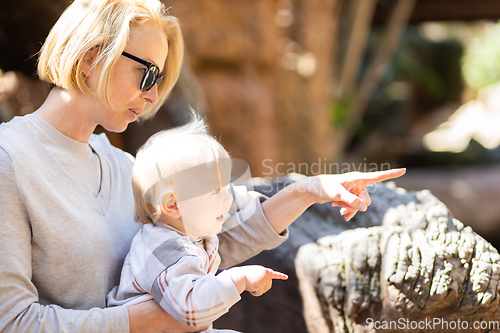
128, 301, 210, 333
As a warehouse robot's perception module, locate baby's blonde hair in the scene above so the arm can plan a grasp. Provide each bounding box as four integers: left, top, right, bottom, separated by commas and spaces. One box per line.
132, 113, 230, 224
37, 0, 184, 120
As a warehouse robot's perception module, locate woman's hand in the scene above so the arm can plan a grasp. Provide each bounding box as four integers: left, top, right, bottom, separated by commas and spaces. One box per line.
262, 168, 406, 233
302, 168, 406, 221
128, 300, 210, 333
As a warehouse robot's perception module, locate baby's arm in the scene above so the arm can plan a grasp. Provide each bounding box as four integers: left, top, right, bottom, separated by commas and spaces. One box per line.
224, 265, 288, 296
218, 187, 289, 270
246, 190, 261, 203
152, 255, 241, 328
152, 256, 287, 328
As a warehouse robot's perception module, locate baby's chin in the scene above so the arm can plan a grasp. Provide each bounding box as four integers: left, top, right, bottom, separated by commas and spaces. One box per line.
186, 226, 223, 239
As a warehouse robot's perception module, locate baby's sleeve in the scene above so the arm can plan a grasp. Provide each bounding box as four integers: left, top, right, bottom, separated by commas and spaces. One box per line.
151, 255, 240, 327
218, 195, 289, 270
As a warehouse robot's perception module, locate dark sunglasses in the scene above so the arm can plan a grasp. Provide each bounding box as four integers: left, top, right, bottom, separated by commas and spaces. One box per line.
121, 51, 164, 92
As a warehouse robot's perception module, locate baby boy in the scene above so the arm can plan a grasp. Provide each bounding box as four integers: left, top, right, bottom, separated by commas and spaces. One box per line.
107, 116, 287, 332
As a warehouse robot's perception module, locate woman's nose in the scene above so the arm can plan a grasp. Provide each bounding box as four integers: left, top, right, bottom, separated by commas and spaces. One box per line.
143, 84, 159, 104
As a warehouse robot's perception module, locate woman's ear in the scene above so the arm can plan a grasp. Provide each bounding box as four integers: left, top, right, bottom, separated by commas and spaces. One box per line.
160, 192, 181, 219
82, 47, 98, 77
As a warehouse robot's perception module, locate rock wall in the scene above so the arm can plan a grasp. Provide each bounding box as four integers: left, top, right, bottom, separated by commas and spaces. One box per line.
0, 0, 71, 75
0, 70, 50, 123
297, 190, 500, 332
167, 0, 341, 176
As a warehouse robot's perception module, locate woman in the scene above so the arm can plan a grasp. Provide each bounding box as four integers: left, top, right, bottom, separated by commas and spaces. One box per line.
0, 0, 404, 332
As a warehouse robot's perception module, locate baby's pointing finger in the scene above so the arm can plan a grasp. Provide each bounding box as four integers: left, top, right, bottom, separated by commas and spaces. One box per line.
268, 269, 288, 280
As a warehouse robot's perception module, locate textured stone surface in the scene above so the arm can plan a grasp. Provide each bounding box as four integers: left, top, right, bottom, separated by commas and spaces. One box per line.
296, 184, 500, 333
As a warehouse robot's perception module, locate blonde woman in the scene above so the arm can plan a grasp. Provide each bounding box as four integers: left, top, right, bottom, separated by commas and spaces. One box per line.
0, 0, 405, 332
0, 1, 204, 332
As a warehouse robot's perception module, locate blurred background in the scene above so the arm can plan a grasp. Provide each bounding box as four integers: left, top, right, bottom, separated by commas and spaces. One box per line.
2, 0, 500, 249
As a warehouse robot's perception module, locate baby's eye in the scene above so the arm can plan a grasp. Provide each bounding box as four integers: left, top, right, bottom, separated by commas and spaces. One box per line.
212, 188, 220, 195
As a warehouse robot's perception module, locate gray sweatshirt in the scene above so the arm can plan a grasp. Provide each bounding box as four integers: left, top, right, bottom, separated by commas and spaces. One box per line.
0, 114, 287, 333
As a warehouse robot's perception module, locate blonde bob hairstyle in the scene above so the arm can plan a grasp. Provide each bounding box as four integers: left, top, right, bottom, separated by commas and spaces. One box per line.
37, 0, 184, 120
132, 113, 231, 224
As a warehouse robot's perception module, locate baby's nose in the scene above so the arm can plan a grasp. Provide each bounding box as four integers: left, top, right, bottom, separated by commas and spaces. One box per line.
223, 189, 233, 205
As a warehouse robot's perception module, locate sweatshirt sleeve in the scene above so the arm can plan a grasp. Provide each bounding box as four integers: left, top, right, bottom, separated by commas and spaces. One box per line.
217, 196, 289, 270
0, 148, 130, 333
151, 256, 241, 328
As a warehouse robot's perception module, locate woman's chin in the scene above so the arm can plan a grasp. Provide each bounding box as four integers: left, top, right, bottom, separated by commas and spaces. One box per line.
101, 122, 130, 134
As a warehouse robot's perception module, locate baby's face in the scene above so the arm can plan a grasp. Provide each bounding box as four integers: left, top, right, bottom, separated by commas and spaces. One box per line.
176, 184, 233, 239
156, 156, 233, 239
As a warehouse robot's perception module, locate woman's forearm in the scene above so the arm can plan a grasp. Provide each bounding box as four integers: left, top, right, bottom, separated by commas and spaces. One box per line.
128, 301, 209, 333
260, 179, 315, 235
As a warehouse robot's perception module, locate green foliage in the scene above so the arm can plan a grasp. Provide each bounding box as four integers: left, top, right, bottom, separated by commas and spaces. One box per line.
462, 22, 500, 91
392, 52, 445, 98
329, 95, 352, 129
391, 29, 463, 104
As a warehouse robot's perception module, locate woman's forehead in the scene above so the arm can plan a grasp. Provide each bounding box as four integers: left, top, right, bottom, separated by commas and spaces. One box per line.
127, 22, 169, 70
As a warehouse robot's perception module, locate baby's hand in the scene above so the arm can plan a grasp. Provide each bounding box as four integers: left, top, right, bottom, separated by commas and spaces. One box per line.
244, 266, 288, 296
227, 265, 288, 296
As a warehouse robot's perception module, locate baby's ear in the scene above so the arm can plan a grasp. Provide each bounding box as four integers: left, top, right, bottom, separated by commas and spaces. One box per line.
160, 192, 181, 219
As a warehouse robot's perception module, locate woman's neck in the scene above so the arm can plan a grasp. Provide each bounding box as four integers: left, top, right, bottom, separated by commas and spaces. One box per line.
34, 87, 98, 143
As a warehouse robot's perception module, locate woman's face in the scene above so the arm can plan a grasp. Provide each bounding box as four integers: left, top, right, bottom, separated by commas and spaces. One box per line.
87, 22, 169, 133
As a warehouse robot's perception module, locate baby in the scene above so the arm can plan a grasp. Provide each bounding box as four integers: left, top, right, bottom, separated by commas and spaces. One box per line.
107, 116, 287, 332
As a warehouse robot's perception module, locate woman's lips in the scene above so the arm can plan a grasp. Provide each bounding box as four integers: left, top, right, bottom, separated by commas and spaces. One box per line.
129, 108, 143, 121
